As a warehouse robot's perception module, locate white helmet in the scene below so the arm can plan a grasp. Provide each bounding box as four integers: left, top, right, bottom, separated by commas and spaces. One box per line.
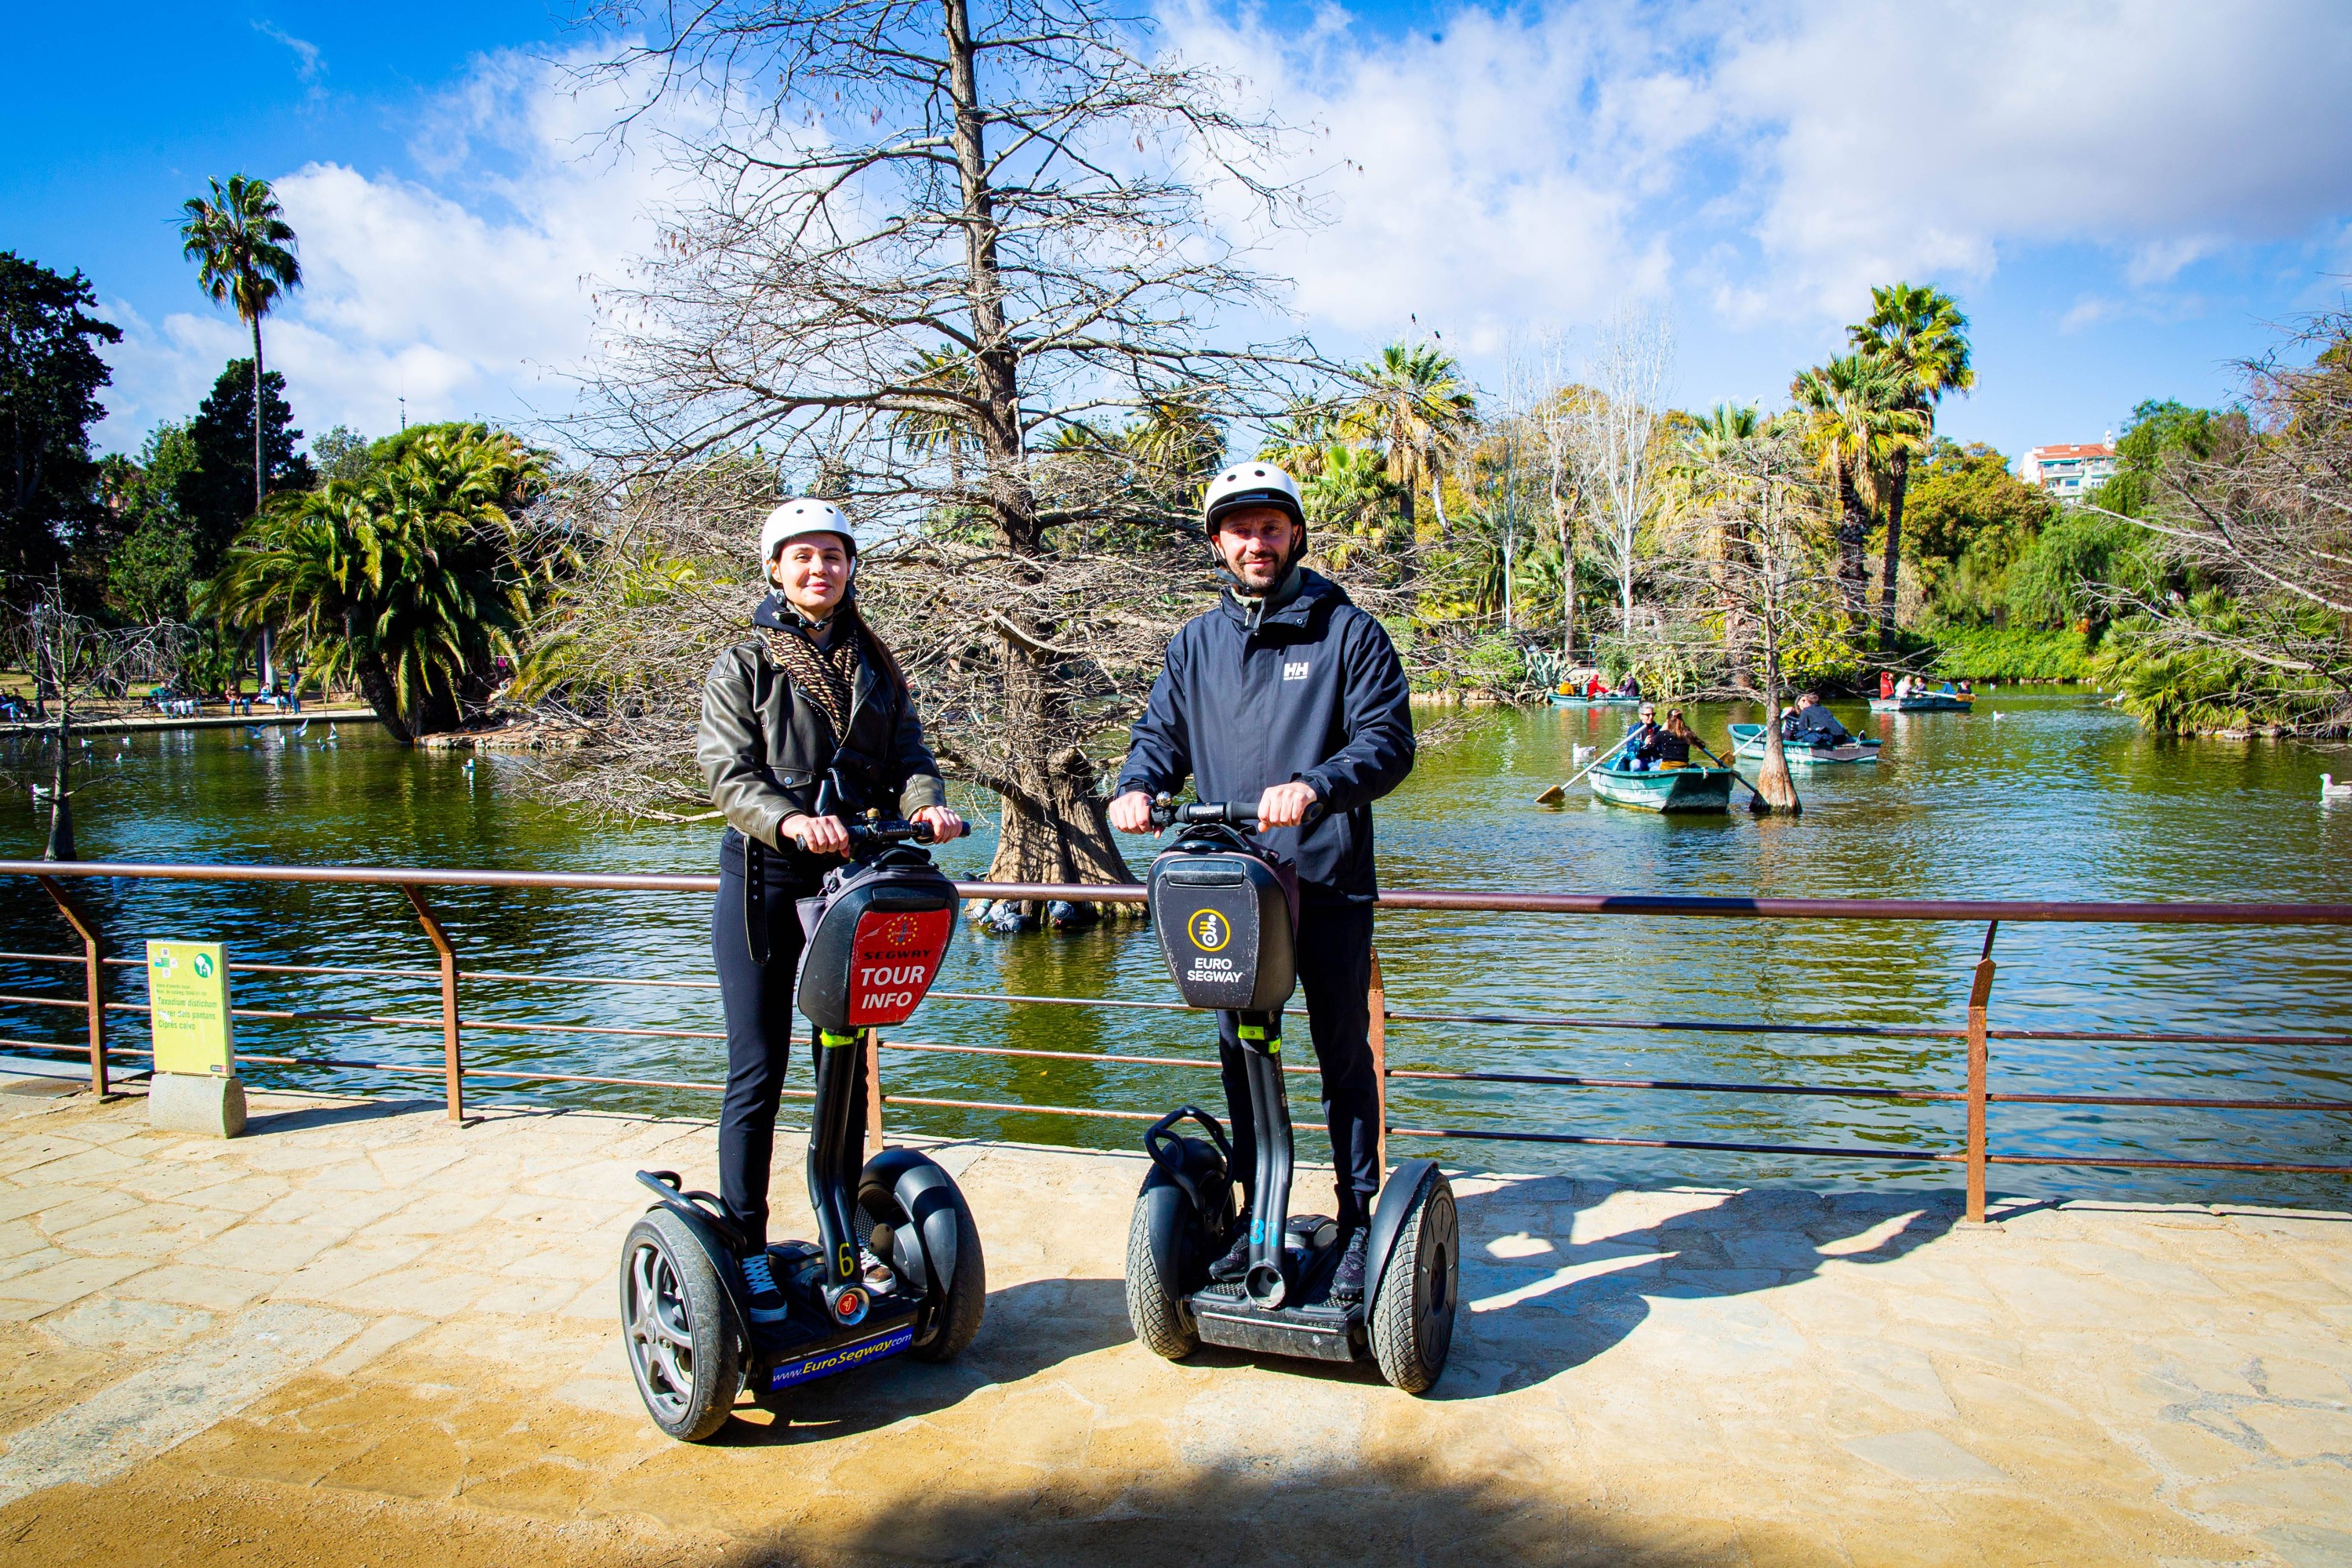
759, 498, 858, 567
1201, 462, 1304, 535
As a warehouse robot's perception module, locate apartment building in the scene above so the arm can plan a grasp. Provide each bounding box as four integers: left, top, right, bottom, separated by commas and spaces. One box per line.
2019, 442, 2117, 503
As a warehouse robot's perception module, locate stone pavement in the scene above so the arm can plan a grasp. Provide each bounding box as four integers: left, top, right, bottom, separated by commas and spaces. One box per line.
0, 1086, 2344, 1566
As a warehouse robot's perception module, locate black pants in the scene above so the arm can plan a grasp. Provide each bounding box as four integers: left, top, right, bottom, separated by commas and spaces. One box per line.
713, 833, 842, 1253
1217, 898, 1381, 1230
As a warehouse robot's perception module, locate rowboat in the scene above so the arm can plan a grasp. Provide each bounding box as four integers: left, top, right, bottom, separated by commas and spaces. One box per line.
1548, 692, 1642, 707
1588, 761, 1737, 813
1867, 693, 1972, 713
1729, 722, 1880, 766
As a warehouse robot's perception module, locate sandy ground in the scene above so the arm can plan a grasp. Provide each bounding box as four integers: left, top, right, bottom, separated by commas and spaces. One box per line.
0, 1084, 2344, 1566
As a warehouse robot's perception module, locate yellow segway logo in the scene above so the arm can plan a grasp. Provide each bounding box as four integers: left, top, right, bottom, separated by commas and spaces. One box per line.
1187, 909, 1229, 952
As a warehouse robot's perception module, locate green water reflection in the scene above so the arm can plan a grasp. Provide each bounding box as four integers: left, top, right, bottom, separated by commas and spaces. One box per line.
1, 693, 2346, 1203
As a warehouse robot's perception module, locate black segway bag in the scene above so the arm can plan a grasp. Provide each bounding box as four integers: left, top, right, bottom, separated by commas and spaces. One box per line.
796, 851, 961, 1033
1146, 840, 1298, 1014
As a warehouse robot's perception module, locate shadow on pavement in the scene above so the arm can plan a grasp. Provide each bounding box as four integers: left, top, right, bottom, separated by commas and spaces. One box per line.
705, 1450, 1756, 1566
242, 1095, 445, 1137
708, 1275, 1134, 1446
1439, 1178, 1959, 1399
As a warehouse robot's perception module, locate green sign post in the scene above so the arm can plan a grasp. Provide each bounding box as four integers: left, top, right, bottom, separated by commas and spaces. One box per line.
147, 940, 245, 1135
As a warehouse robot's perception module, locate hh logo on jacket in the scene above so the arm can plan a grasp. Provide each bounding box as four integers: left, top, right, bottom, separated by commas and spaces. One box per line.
1283, 662, 1311, 681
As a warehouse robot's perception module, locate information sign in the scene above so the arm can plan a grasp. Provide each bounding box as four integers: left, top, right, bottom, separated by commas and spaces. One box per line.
148, 942, 234, 1077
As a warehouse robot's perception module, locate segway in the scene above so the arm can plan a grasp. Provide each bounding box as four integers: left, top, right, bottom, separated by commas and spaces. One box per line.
621, 812, 985, 1441
1123, 799, 1457, 1392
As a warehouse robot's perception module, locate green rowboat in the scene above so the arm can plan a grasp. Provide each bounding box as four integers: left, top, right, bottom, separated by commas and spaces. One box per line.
1729, 722, 1881, 767
1867, 693, 1972, 713
1588, 761, 1737, 813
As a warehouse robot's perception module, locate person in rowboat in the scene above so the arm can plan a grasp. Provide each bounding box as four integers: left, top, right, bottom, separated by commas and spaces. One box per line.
1660, 710, 1700, 768
1626, 702, 1688, 770
1789, 692, 1854, 746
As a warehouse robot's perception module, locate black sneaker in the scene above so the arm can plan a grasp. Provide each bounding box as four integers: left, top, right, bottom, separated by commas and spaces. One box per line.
1330, 1227, 1369, 1301
1207, 1229, 1252, 1283
740, 1250, 792, 1325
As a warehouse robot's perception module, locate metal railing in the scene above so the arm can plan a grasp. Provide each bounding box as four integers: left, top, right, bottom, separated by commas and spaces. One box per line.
2, 856, 2348, 1225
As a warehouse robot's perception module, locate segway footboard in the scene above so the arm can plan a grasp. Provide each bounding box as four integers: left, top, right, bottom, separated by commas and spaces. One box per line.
1189, 1292, 1360, 1363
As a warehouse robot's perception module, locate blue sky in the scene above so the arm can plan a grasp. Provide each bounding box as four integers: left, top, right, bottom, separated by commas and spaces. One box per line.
9, 2, 2352, 462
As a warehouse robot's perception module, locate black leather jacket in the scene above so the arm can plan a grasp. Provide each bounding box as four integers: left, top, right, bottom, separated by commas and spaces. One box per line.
695, 593, 947, 857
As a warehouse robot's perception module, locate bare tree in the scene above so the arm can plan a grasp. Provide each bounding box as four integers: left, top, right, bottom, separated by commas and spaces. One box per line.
0, 586, 195, 857
2092, 310, 2352, 735
1573, 313, 1672, 642
569, 0, 1334, 886
1660, 418, 1839, 812
1527, 334, 1590, 662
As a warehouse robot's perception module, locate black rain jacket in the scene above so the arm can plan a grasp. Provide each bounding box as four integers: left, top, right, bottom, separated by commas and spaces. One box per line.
1113, 569, 1414, 903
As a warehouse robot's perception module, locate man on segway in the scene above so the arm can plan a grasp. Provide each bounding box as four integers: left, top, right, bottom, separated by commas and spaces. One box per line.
1107, 461, 1414, 1301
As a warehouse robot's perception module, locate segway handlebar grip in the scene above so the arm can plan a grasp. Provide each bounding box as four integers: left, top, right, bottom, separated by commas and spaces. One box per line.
1171, 800, 1323, 830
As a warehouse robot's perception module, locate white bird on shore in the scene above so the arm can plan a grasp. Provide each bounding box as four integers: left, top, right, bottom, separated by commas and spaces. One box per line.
2323, 774, 2352, 799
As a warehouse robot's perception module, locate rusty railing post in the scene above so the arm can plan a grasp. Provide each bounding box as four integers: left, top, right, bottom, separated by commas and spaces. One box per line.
401, 886, 464, 1123
865, 1029, 886, 1163
37, 877, 106, 1096
1368, 945, 1387, 1183
1965, 921, 1999, 1223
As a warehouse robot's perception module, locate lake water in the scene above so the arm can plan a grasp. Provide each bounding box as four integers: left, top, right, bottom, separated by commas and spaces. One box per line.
2, 691, 2347, 1205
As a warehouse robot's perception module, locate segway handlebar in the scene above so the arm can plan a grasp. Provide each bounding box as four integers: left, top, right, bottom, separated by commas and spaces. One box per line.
1149, 795, 1323, 831
844, 815, 970, 850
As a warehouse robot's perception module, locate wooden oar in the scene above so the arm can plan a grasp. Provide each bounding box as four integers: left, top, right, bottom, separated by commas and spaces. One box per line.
1692, 737, 1770, 811
1536, 734, 1630, 804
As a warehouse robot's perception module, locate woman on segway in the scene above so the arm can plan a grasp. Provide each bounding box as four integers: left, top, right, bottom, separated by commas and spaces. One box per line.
696, 498, 963, 1327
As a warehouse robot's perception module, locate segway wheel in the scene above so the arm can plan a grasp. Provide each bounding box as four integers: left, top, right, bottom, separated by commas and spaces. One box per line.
906, 1179, 987, 1363
1123, 1193, 1197, 1361
619, 1209, 743, 1441
1368, 1174, 1458, 1394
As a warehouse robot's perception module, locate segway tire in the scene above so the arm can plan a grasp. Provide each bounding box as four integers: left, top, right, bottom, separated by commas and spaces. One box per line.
1367, 1176, 1458, 1394
1123, 1192, 1198, 1361
909, 1181, 985, 1363
619, 1209, 743, 1441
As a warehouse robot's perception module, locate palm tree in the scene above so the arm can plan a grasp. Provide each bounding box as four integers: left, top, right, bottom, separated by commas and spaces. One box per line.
1340, 343, 1477, 541
1849, 283, 1974, 637
179, 176, 302, 521
1256, 401, 1338, 482
205, 425, 561, 741
1790, 354, 1926, 633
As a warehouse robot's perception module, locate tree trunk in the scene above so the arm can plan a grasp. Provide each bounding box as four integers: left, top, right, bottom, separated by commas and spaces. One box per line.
1878, 445, 1908, 644
1751, 639, 1800, 815
1836, 459, 1872, 633
944, 0, 1137, 895
250, 317, 267, 520
412, 673, 462, 737
348, 632, 413, 744
1722, 511, 1755, 691
42, 700, 74, 861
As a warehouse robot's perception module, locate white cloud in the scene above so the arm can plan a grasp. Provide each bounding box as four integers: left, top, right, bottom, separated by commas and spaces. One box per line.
96, 47, 685, 452
1708, 0, 2352, 312
93, 1, 2352, 452
1167, 1, 1693, 348
252, 22, 325, 86
1169, 0, 2352, 339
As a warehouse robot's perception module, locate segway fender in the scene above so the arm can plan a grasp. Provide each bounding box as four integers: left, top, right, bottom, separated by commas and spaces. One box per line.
860, 1148, 960, 1295
1362, 1159, 1440, 1313
1137, 1169, 1197, 1313
637, 1190, 755, 1348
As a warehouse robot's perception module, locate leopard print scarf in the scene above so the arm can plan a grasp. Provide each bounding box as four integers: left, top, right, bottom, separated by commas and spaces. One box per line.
761, 617, 862, 741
